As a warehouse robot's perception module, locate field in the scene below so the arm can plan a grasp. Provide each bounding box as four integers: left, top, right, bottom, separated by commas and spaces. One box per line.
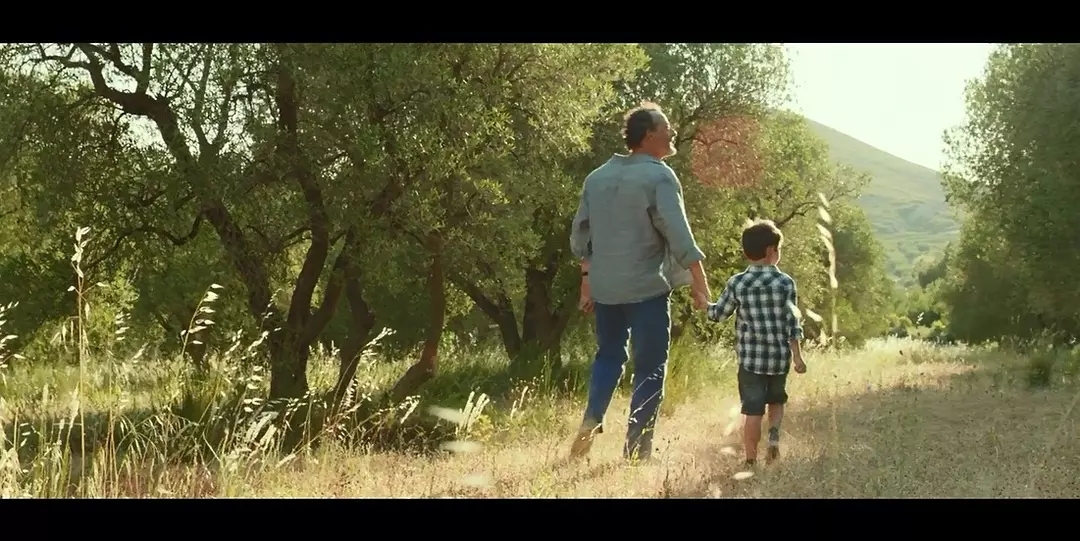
3, 337, 1078, 498
805, 119, 962, 283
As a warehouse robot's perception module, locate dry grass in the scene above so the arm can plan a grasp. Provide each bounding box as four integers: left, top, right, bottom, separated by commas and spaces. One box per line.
5, 213, 1080, 498
148, 337, 1075, 498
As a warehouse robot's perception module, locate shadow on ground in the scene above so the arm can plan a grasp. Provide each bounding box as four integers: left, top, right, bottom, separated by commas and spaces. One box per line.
669, 356, 1080, 498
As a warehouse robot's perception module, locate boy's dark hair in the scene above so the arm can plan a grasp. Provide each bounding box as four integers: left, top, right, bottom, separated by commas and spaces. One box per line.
741, 219, 783, 260
623, 101, 663, 149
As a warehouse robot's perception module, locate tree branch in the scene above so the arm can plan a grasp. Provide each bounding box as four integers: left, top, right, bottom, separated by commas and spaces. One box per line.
137, 43, 153, 95
774, 201, 816, 228
38, 42, 278, 330
87, 212, 205, 270
300, 231, 352, 345
274, 46, 334, 329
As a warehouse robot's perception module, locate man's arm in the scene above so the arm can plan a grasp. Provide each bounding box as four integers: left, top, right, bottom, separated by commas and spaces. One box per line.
653, 171, 706, 270
706, 278, 738, 322
571, 184, 594, 312
569, 184, 592, 262
653, 169, 710, 303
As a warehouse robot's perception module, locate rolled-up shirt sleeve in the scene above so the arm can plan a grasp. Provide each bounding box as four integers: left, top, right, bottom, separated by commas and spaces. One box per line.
652, 168, 706, 269
570, 184, 592, 260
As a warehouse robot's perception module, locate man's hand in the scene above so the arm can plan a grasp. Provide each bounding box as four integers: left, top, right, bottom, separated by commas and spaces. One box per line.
690, 280, 711, 311
793, 353, 807, 374
579, 276, 594, 314
688, 261, 711, 311
692, 289, 710, 311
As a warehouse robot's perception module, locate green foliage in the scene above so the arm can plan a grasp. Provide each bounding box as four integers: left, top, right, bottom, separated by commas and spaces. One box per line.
0, 44, 942, 498
0, 42, 896, 406
671, 109, 883, 346
826, 201, 893, 345
938, 44, 1080, 344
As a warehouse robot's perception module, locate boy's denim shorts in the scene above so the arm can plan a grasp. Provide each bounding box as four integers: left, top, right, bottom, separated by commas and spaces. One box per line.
737, 366, 789, 416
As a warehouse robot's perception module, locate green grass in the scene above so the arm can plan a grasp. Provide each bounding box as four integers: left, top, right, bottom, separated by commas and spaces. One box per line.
5, 337, 1078, 497
0, 327, 723, 497
804, 118, 961, 283
0, 210, 749, 498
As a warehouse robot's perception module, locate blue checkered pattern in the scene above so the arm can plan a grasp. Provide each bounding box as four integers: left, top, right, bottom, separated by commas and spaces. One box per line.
706, 264, 804, 375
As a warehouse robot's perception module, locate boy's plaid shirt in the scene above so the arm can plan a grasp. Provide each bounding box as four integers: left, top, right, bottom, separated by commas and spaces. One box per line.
706, 264, 804, 375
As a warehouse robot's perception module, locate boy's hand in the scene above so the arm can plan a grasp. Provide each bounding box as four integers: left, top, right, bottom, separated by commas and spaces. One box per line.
793, 354, 807, 374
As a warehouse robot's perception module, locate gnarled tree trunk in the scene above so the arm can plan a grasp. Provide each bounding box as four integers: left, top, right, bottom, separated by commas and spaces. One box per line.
389, 232, 446, 402
333, 268, 377, 405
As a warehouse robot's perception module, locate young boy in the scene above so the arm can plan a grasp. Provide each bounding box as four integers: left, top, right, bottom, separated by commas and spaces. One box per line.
706, 219, 807, 467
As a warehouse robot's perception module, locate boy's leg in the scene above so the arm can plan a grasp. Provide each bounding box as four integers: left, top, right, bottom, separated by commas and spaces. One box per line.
764, 373, 790, 463
737, 367, 768, 465
623, 292, 672, 461
571, 302, 630, 459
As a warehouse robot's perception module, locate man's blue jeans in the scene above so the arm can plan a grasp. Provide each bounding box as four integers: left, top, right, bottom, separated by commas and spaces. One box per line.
582, 291, 671, 460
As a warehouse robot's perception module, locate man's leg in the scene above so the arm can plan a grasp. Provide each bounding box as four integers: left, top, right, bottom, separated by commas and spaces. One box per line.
737, 367, 768, 465
571, 302, 630, 459
764, 374, 790, 463
624, 292, 671, 461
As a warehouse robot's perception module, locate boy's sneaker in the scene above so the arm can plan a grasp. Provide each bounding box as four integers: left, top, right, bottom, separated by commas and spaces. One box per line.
766, 445, 781, 464
766, 427, 781, 463
570, 418, 601, 459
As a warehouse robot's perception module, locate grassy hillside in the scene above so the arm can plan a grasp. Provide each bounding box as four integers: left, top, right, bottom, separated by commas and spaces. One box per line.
804, 119, 961, 285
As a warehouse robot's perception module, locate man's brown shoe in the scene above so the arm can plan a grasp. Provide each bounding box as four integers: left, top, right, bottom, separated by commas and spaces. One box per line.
570, 419, 601, 459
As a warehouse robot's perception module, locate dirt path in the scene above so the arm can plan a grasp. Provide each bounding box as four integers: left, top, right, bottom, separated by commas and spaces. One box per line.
248, 340, 1080, 498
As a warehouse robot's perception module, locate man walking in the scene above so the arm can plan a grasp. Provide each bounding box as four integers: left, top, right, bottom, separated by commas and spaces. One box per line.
569, 102, 712, 461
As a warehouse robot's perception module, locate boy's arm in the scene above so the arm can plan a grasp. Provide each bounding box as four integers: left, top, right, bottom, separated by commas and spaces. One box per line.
790, 338, 804, 371
785, 280, 805, 342
706, 278, 738, 322
786, 280, 805, 363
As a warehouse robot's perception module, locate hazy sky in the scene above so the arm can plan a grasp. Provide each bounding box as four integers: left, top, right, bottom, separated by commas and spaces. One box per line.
782, 43, 997, 172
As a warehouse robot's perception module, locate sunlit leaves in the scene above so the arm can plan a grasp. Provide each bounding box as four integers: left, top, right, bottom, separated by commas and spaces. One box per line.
940, 43, 1080, 341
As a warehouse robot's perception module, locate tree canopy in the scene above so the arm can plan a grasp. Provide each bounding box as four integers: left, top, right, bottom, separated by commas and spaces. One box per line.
0, 43, 891, 403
